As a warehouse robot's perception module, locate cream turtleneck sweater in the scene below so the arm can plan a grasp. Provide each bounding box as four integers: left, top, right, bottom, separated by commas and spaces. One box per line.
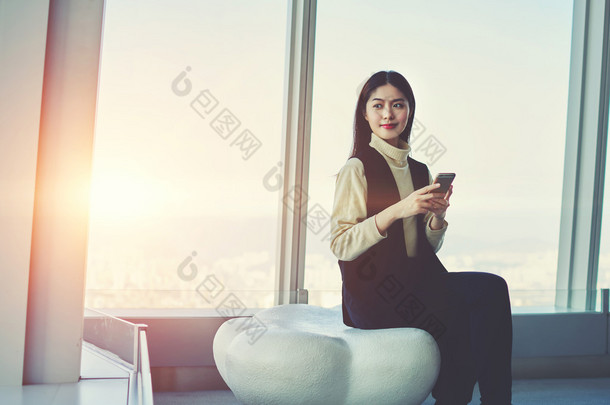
330, 132, 448, 262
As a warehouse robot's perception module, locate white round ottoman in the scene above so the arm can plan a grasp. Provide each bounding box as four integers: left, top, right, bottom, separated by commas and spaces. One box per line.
213, 304, 440, 405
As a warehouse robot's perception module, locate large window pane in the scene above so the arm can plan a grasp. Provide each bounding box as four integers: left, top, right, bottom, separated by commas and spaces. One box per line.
305, 0, 573, 308
85, 0, 288, 309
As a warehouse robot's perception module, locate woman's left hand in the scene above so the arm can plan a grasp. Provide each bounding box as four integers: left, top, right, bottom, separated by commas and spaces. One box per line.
429, 185, 453, 220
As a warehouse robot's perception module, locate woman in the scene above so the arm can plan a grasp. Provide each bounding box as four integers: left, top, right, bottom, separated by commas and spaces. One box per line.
330, 70, 513, 405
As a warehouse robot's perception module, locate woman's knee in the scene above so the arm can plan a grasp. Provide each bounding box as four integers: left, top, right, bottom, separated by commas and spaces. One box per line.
480, 274, 512, 311
456, 271, 506, 289
483, 272, 508, 292
458, 272, 510, 302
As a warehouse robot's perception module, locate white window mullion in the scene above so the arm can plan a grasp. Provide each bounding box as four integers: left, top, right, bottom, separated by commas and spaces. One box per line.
275, 0, 317, 305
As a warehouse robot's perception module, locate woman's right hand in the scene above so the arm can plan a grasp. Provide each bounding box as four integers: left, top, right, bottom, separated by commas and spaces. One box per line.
374, 183, 444, 236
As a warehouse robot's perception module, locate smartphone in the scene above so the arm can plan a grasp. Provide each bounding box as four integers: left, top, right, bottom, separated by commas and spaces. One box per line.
431, 173, 455, 194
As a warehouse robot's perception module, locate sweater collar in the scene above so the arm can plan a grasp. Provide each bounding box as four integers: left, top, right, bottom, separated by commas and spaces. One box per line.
369, 132, 411, 166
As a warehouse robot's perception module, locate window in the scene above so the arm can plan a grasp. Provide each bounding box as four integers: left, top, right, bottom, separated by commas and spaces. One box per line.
305, 0, 574, 308
86, 0, 288, 309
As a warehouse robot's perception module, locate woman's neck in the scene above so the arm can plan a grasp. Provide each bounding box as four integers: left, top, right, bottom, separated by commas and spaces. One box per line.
384, 137, 399, 147
369, 132, 410, 165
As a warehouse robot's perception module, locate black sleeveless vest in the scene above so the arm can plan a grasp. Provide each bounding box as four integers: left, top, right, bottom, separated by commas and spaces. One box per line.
338, 145, 447, 329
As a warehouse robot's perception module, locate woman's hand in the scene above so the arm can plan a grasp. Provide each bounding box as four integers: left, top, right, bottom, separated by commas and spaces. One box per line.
428, 184, 453, 220
394, 183, 446, 219
374, 183, 446, 236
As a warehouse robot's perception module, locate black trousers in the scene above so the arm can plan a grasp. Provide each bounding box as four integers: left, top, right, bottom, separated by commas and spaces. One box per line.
402, 271, 513, 405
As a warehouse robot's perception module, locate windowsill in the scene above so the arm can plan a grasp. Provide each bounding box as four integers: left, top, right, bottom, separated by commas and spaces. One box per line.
512, 306, 604, 314
87, 307, 263, 319
86, 305, 606, 319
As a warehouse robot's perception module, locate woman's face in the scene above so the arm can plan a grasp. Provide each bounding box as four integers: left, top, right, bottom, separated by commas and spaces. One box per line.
364, 84, 409, 147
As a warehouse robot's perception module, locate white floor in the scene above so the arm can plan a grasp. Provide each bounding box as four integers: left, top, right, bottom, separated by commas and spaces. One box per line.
153, 378, 610, 405
4, 344, 609, 405
0, 344, 132, 405
5, 377, 610, 404
0, 379, 129, 405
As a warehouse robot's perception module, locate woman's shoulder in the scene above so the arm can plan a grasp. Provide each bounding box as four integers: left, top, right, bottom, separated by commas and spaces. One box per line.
339, 156, 365, 174
336, 157, 366, 184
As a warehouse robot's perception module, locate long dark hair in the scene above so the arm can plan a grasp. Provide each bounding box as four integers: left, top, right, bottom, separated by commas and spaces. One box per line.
349, 70, 416, 158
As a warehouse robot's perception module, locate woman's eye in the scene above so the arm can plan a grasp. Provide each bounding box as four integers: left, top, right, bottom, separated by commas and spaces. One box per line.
393, 103, 405, 108
372, 104, 382, 109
